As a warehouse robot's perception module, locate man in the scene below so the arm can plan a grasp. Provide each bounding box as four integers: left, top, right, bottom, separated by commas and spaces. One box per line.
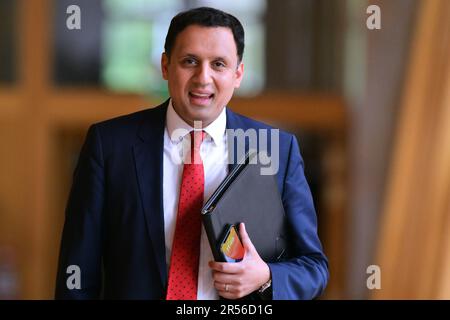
55, 7, 328, 300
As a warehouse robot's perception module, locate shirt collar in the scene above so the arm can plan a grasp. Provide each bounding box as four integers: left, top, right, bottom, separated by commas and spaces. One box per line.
166, 99, 226, 145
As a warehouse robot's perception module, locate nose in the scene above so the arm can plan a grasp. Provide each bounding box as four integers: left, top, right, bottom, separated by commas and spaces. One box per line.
193, 62, 212, 85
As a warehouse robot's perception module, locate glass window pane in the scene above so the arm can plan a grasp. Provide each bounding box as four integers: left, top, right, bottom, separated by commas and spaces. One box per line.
53, 0, 103, 86
101, 0, 182, 97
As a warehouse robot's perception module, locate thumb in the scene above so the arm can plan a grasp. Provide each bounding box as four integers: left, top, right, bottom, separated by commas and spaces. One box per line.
239, 223, 257, 256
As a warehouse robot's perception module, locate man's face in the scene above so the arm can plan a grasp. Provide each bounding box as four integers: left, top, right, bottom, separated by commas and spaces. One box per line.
161, 25, 244, 127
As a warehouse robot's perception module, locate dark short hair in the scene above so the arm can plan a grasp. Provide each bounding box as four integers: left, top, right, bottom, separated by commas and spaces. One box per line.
164, 7, 245, 63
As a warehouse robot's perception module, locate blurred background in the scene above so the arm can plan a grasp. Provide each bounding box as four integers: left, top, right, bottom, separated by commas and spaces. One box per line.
0, 0, 449, 299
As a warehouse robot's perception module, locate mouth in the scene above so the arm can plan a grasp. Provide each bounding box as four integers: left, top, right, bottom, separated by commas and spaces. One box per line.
189, 91, 214, 106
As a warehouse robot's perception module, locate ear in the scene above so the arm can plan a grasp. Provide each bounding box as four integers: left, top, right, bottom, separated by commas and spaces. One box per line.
161, 52, 169, 80
234, 62, 244, 89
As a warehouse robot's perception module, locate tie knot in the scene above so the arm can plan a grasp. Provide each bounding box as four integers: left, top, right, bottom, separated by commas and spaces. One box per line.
188, 130, 205, 164
190, 130, 205, 150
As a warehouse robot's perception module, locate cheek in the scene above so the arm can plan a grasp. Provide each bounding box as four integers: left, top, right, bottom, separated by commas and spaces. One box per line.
175, 72, 192, 90
169, 72, 188, 92
215, 74, 235, 92
218, 78, 237, 96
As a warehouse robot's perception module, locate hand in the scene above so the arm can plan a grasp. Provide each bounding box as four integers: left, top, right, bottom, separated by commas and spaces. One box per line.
209, 222, 271, 299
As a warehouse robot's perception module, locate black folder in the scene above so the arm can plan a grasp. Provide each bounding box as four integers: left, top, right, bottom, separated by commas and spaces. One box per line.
201, 151, 287, 263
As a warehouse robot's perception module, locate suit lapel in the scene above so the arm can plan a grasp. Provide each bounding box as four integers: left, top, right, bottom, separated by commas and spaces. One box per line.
133, 102, 168, 289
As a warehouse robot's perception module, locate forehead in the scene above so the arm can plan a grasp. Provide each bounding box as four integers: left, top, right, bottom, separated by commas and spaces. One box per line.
172, 25, 238, 59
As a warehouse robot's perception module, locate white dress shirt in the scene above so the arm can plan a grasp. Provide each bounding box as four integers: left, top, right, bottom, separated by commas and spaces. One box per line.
163, 100, 228, 300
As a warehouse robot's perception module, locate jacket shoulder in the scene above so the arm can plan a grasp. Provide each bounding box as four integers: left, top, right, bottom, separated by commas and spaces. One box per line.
85, 102, 167, 153
227, 108, 294, 142
94, 104, 164, 133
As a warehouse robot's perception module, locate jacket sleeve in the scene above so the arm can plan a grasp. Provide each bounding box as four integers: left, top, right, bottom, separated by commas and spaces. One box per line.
267, 134, 329, 300
55, 125, 105, 299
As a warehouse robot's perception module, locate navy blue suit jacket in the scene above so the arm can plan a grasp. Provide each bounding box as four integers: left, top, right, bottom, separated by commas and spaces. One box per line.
55, 100, 328, 299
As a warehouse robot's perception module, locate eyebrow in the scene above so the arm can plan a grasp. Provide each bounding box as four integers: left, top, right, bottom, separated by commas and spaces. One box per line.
180, 54, 198, 60
181, 53, 228, 62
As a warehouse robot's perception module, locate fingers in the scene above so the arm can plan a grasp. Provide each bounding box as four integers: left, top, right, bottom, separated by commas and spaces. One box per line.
214, 281, 234, 293
211, 270, 241, 285
214, 281, 243, 300
208, 261, 242, 274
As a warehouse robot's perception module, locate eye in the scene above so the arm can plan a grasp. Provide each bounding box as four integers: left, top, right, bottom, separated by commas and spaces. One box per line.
182, 57, 197, 66
213, 61, 226, 69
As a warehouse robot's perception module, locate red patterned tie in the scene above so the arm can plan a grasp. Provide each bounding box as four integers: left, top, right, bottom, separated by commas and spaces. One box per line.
166, 130, 205, 300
